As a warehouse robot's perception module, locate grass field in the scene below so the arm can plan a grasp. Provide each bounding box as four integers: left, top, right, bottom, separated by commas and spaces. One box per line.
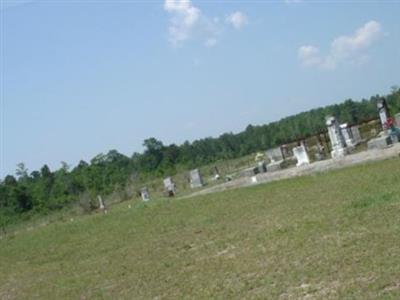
1, 157, 400, 299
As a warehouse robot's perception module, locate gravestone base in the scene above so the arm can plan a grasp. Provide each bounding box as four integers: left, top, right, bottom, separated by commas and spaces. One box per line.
331, 147, 347, 159
266, 160, 283, 172
345, 143, 355, 153
240, 167, 259, 177
257, 161, 267, 173
367, 135, 392, 150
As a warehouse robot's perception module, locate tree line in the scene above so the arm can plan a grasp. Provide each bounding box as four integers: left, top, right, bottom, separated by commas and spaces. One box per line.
1, 88, 400, 225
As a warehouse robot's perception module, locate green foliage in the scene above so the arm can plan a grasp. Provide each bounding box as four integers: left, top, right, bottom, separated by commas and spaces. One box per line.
1, 88, 400, 221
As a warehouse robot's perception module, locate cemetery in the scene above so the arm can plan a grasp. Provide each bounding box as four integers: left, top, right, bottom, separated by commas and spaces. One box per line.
3, 2, 400, 298
2, 98, 400, 300
137, 99, 400, 200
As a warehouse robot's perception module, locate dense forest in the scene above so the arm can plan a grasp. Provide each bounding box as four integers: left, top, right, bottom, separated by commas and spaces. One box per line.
1, 87, 400, 224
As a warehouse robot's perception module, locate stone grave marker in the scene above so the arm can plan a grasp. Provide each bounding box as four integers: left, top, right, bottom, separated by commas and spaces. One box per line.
240, 166, 259, 177
350, 125, 362, 144
266, 147, 284, 163
266, 146, 284, 172
97, 195, 107, 213
340, 123, 355, 149
213, 166, 221, 180
98, 195, 105, 210
377, 98, 390, 129
190, 169, 203, 188
368, 99, 396, 150
140, 187, 150, 202
257, 161, 267, 173
293, 145, 310, 167
326, 116, 347, 158
163, 177, 176, 197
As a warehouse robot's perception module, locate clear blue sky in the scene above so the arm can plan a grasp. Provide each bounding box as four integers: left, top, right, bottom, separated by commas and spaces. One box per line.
1, 0, 399, 177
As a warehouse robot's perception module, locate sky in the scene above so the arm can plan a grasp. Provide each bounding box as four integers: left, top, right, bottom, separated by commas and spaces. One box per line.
1, 0, 400, 178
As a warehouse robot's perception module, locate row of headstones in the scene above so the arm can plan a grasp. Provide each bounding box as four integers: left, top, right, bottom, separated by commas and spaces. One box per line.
324, 117, 364, 158
326, 116, 360, 158
140, 169, 204, 201
266, 99, 400, 168
263, 115, 369, 171
264, 143, 310, 170
139, 101, 400, 201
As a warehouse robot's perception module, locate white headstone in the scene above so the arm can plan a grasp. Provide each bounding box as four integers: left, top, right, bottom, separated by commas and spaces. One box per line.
257, 161, 267, 173
326, 116, 347, 158
293, 145, 310, 167
377, 99, 389, 129
266, 147, 285, 172
350, 125, 362, 143
98, 195, 105, 210
190, 169, 203, 188
163, 177, 176, 196
266, 147, 284, 163
340, 123, 355, 148
141, 188, 150, 202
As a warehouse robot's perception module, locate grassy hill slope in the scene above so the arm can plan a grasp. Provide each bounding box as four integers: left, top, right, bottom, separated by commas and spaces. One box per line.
1, 158, 400, 299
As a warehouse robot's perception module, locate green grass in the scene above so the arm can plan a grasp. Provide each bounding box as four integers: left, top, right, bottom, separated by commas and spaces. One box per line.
1, 158, 400, 299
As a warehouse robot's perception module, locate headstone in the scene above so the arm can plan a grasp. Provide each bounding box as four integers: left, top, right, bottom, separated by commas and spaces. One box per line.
280, 145, 293, 159
314, 143, 325, 161
266, 147, 284, 163
367, 135, 392, 150
163, 177, 176, 197
213, 166, 221, 180
266, 161, 283, 172
350, 125, 362, 143
190, 169, 203, 188
140, 187, 150, 202
326, 116, 347, 158
340, 123, 355, 148
293, 145, 310, 167
257, 161, 267, 173
377, 99, 390, 129
266, 146, 285, 172
240, 166, 259, 177
368, 99, 396, 150
98, 195, 105, 210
